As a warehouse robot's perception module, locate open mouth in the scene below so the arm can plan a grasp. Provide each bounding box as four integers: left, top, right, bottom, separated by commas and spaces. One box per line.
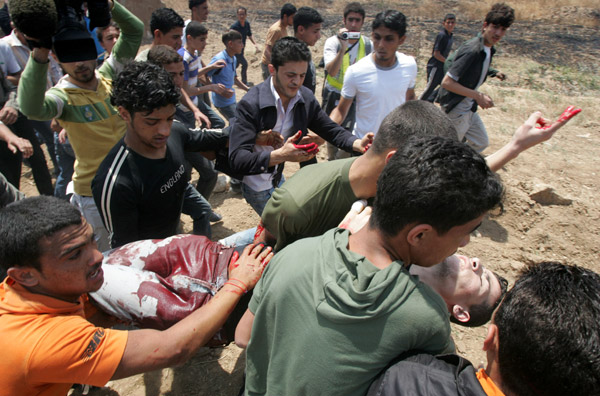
88, 265, 103, 281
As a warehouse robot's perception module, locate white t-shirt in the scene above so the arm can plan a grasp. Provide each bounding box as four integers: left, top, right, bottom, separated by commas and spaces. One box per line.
323, 35, 372, 93
0, 41, 21, 77
341, 52, 417, 138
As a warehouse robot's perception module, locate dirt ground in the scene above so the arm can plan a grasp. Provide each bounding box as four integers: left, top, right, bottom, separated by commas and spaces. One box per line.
14, 2, 595, 395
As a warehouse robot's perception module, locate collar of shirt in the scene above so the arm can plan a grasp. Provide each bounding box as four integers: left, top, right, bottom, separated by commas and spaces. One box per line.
3, 31, 26, 49
269, 77, 301, 137
221, 49, 235, 67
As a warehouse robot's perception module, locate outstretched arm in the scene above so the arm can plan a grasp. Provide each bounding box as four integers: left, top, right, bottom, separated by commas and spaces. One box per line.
486, 106, 581, 172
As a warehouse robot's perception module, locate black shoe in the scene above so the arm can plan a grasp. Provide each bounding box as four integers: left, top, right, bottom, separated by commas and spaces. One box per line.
209, 211, 222, 222
230, 178, 242, 194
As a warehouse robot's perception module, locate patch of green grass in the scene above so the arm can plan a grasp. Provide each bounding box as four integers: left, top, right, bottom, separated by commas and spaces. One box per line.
550, 65, 600, 92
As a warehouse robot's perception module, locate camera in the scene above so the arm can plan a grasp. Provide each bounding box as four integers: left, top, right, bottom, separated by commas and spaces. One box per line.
53, 0, 112, 63
341, 31, 361, 40
10, 0, 111, 63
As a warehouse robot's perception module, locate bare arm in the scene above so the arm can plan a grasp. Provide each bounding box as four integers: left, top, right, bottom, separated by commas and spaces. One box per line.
6, 72, 21, 87
325, 31, 349, 77
111, 244, 273, 379
0, 122, 33, 158
179, 90, 210, 128
486, 107, 581, 172
433, 50, 446, 63
263, 44, 273, 65
234, 309, 255, 348
441, 75, 494, 109
405, 88, 416, 101
329, 96, 354, 125
234, 76, 249, 92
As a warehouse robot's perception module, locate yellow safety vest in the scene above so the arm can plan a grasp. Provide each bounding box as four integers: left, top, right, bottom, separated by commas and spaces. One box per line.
326, 36, 367, 90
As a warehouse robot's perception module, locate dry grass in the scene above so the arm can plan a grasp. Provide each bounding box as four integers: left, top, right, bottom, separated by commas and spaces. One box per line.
415, 0, 599, 27
196, 0, 599, 27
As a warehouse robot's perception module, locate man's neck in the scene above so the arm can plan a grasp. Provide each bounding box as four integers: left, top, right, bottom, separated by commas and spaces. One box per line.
65, 75, 99, 91
124, 134, 167, 159
348, 153, 385, 199
278, 95, 291, 112
371, 52, 397, 68
225, 48, 236, 57
239, 20, 246, 26
348, 225, 409, 269
185, 45, 198, 55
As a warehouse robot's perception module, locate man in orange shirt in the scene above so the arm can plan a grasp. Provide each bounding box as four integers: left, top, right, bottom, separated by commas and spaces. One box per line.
260, 3, 296, 80
0, 196, 271, 396
368, 262, 600, 396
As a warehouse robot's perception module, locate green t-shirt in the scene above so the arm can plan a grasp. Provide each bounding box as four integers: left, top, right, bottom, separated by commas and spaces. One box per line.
245, 228, 454, 396
261, 157, 358, 251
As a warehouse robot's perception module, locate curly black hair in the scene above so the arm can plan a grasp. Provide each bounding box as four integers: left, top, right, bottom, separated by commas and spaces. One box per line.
111, 61, 180, 115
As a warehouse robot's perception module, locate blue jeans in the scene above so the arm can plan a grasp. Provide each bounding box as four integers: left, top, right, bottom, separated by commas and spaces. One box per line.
216, 103, 237, 122
54, 132, 75, 199
197, 99, 226, 128
241, 177, 284, 216
218, 227, 257, 247
31, 120, 59, 172
235, 51, 248, 84
181, 183, 212, 238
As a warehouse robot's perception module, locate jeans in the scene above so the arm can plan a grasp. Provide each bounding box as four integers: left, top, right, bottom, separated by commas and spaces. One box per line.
216, 103, 237, 122
184, 152, 218, 199
241, 177, 284, 216
30, 120, 59, 172
218, 227, 257, 247
197, 100, 226, 128
419, 64, 445, 103
54, 132, 75, 199
181, 183, 212, 238
235, 50, 249, 84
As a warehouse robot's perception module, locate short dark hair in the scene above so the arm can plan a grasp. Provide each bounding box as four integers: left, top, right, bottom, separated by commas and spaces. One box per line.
270, 37, 311, 70
280, 3, 297, 19
96, 21, 120, 43
147, 45, 182, 67
0, 196, 83, 272
372, 136, 503, 236
344, 2, 366, 20
293, 7, 323, 33
494, 262, 600, 396
222, 30, 242, 45
237, 6, 247, 14
189, 0, 206, 9
485, 3, 515, 28
150, 8, 184, 37
444, 13, 456, 21
371, 101, 457, 155
111, 61, 180, 115
372, 10, 407, 38
451, 271, 509, 327
185, 21, 208, 38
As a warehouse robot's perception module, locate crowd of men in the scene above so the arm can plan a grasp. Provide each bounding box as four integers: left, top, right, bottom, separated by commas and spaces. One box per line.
0, 0, 597, 395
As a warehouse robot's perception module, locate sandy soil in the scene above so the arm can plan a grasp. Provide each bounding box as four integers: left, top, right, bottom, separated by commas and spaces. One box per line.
15, 2, 594, 395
